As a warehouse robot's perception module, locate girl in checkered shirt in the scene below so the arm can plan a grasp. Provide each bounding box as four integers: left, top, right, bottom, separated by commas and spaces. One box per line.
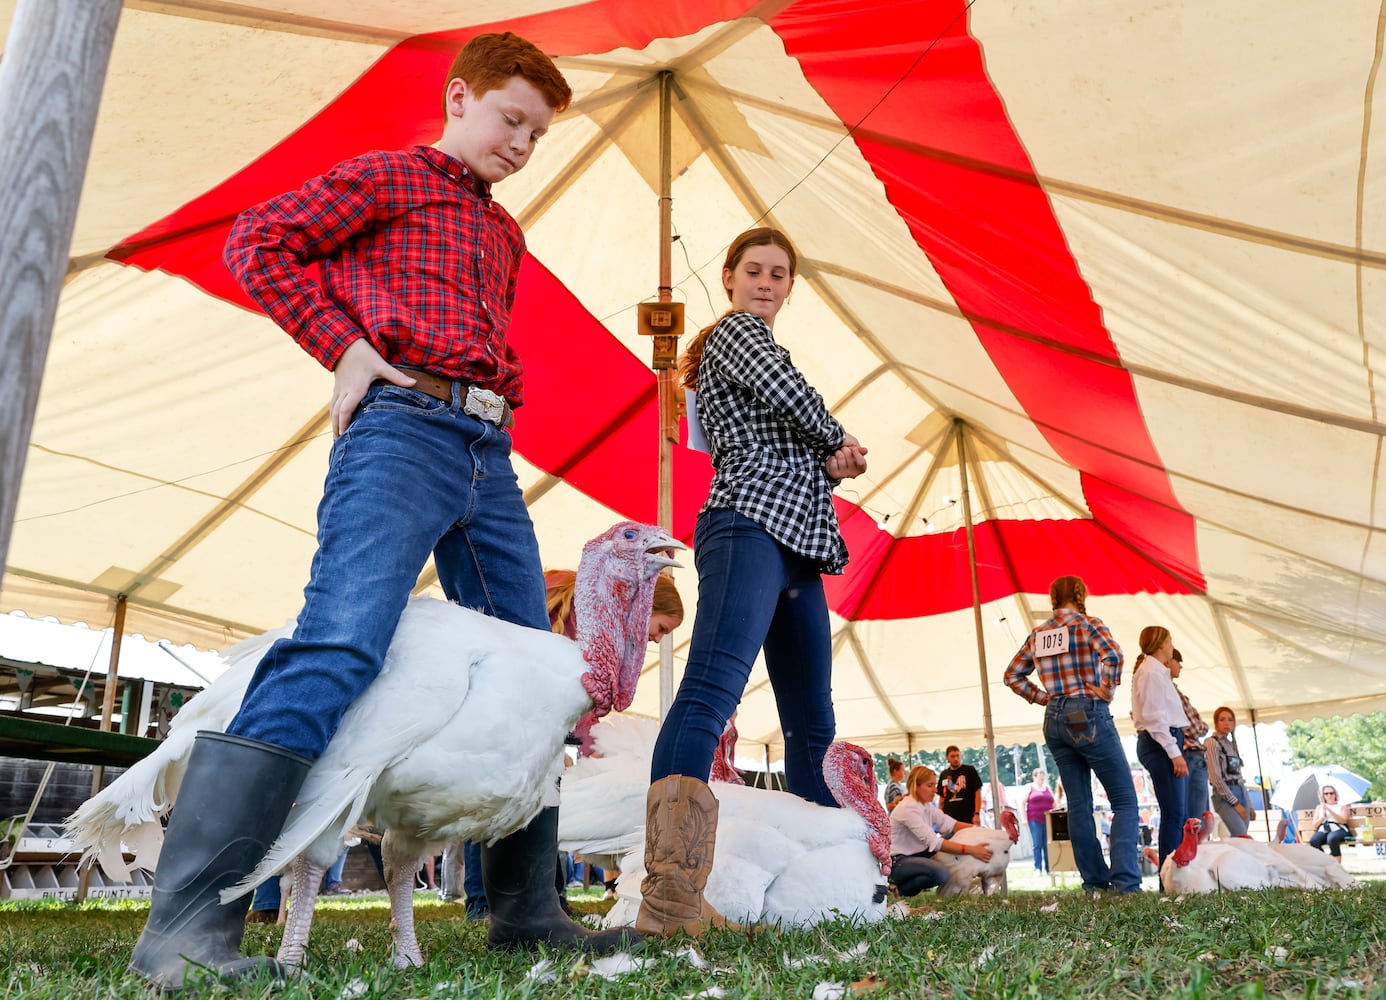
635, 228, 868, 938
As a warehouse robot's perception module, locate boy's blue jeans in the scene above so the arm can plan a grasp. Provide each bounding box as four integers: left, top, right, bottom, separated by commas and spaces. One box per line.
227, 382, 547, 758
1043, 696, 1142, 893
464, 840, 487, 917
1137, 727, 1188, 866
649, 508, 837, 807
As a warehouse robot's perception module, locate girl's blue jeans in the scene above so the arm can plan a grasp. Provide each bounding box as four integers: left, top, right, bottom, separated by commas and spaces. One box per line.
1043, 696, 1142, 893
227, 382, 547, 758
650, 508, 837, 807
1212, 780, 1253, 836
890, 852, 950, 896
1137, 726, 1188, 867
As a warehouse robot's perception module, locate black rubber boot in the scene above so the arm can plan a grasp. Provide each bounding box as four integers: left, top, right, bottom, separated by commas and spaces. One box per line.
129, 732, 311, 991
483, 807, 641, 953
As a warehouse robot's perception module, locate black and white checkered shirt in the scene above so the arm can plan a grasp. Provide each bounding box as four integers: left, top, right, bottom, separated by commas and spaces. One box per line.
697, 311, 849, 573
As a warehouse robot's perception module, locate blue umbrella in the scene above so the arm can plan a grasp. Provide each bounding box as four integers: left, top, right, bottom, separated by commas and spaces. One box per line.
1270, 766, 1372, 813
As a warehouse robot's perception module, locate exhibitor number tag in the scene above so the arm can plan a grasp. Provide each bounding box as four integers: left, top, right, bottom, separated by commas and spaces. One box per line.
1035, 626, 1069, 658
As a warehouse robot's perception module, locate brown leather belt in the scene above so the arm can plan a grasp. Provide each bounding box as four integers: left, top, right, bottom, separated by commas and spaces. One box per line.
374, 368, 513, 429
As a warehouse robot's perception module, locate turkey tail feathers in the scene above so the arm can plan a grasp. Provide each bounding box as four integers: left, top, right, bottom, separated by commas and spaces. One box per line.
63, 623, 289, 883
63, 720, 201, 881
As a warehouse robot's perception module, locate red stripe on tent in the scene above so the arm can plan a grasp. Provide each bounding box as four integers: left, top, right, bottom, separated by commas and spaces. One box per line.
509, 254, 713, 529
774, 0, 1204, 597
110, 0, 763, 283
107, 2, 742, 539
108, 0, 1199, 621
827, 503, 1190, 619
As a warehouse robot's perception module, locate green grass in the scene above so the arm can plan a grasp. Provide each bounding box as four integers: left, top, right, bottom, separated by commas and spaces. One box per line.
3, 884, 1384, 998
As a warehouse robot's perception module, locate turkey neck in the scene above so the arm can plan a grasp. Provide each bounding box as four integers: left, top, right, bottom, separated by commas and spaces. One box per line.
823, 743, 892, 876
573, 551, 658, 716
1172, 821, 1200, 867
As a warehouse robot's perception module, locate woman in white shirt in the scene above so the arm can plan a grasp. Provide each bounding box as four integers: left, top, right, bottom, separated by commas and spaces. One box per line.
888, 766, 992, 897
1130, 626, 1190, 870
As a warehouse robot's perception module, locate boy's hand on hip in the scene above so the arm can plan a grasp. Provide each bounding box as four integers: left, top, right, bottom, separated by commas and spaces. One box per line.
331, 339, 416, 437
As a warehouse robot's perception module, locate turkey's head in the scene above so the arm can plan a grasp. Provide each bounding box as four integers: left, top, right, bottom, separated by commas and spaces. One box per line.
1171, 817, 1202, 868
573, 522, 684, 747
823, 741, 891, 877
1000, 807, 1020, 844
710, 716, 745, 785
1198, 810, 1215, 843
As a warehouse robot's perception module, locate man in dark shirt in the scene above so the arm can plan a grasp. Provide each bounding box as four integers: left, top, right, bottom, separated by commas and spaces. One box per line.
937, 745, 982, 825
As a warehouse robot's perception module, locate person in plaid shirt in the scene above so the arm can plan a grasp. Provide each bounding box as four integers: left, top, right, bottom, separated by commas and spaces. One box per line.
636, 228, 867, 938
127, 35, 631, 990
1005, 575, 1142, 895
1170, 649, 1212, 827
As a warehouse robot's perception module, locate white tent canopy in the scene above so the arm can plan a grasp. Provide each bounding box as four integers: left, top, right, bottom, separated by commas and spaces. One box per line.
3, 0, 1385, 759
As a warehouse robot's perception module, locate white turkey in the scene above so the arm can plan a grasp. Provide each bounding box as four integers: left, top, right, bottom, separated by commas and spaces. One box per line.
1160, 818, 1279, 894
68, 521, 683, 970
934, 810, 1020, 896
557, 712, 744, 874
596, 740, 892, 928
557, 713, 662, 876
1194, 812, 1312, 889
1269, 841, 1362, 889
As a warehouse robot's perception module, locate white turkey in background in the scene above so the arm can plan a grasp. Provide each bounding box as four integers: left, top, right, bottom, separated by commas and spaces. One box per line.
68, 521, 682, 969
1194, 812, 1310, 888
708, 713, 746, 785
1160, 818, 1279, 894
587, 734, 892, 928
558, 712, 744, 875
1268, 842, 1362, 889
557, 713, 660, 876
934, 810, 1020, 896
1187, 811, 1359, 890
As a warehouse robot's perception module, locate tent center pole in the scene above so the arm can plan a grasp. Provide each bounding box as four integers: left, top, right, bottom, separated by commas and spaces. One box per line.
655, 69, 678, 719
956, 420, 1003, 825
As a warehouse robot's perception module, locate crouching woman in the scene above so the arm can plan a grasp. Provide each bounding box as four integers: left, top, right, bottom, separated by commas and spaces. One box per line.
888, 765, 992, 896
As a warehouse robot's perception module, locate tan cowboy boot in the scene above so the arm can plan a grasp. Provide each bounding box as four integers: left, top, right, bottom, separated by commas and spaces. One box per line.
635, 775, 736, 937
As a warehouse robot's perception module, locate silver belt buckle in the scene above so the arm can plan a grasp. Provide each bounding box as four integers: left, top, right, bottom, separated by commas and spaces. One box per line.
464, 386, 506, 426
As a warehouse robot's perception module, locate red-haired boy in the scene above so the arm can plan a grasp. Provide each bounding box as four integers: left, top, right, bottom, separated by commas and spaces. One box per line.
129, 33, 633, 990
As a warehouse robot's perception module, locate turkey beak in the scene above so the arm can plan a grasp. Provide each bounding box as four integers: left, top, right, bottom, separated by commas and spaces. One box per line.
647, 536, 687, 570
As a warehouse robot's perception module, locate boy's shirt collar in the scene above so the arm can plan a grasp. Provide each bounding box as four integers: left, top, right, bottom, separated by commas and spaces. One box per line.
416, 144, 492, 198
